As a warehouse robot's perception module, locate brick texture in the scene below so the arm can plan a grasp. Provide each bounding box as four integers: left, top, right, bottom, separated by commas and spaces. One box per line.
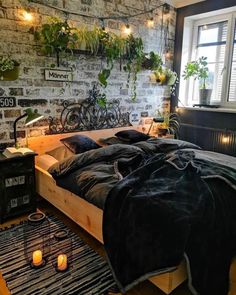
0, 0, 176, 148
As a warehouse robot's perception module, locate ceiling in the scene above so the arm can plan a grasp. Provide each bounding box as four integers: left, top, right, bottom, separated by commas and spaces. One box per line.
170, 0, 206, 8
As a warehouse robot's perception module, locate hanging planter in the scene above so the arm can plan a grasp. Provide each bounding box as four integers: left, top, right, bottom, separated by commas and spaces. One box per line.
0, 57, 20, 81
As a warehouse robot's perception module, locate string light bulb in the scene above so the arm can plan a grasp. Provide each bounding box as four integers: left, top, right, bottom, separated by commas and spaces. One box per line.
124, 23, 131, 35
100, 18, 106, 31
147, 17, 154, 28
165, 49, 172, 60
22, 10, 33, 22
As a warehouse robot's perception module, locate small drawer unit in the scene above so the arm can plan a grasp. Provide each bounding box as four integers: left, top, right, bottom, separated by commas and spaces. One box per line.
0, 153, 37, 222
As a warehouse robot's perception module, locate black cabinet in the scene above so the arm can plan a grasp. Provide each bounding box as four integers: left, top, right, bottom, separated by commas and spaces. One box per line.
0, 154, 37, 223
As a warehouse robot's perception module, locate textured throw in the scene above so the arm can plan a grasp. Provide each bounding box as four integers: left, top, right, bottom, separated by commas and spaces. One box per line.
0, 215, 116, 295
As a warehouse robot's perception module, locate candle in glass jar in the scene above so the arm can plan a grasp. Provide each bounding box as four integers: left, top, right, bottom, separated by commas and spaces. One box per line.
32, 250, 43, 266
57, 254, 67, 271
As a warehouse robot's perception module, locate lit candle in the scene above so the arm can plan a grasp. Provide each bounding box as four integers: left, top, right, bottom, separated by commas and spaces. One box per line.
57, 254, 67, 271
32, 250, 43, 266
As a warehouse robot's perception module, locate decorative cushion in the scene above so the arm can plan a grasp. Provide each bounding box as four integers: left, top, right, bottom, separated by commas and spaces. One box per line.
60, 134, 101, 154
46, 145, 74, 161
115, 129, 150, 143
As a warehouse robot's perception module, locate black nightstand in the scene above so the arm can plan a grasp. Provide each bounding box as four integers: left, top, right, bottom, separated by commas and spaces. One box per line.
0, 153, 37, 223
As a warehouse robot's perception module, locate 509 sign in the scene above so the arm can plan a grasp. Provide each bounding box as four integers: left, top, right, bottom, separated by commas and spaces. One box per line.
0, 97, 16, 108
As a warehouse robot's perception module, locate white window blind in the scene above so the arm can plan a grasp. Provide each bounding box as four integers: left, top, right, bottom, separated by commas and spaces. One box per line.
228, 21, 236, 102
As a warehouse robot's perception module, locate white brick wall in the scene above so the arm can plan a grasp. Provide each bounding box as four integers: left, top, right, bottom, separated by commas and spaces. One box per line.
0, 0, 176, 148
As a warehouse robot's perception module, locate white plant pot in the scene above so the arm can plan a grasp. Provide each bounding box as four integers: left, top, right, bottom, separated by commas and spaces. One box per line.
199, 89, 212, 105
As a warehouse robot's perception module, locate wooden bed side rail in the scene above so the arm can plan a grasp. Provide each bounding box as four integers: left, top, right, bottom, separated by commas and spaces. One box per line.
35, 165, 103, 243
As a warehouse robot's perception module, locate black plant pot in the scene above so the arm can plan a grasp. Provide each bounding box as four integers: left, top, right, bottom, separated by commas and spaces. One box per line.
199, 89, 212, 105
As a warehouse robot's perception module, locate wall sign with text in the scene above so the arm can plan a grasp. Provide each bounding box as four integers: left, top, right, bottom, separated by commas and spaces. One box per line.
0, 97, 16, 108
44, 69, 74, 82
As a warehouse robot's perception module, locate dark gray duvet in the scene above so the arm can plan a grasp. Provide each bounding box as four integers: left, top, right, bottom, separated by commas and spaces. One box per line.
48, 139, 236, 295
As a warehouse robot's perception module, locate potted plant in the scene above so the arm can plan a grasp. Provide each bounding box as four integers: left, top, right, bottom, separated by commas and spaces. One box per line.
0, 56, 20, 81
142, 51, 162, 71
182, 56, 212, 105
154, 111, 180, 138
34, 17, 78, 66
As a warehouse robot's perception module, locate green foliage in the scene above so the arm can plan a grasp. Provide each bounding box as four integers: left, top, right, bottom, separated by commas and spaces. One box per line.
182, 56, 209, 89
156, 111, 180, 138
34, 17, 78, 55
34, 18, 176, 104
0, 56, 19, 72
142, 51, 162, 71
124, 35, 144, 101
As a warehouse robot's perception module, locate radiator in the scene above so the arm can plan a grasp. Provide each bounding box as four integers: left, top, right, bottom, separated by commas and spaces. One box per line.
180, 123, 236, 156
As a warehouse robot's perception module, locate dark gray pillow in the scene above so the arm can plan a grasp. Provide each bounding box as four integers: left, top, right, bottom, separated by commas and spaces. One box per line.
46, 146, 74, 161
60, 134, 101, 154
146, 138, 201, 152
115, 129, 150, 143
98, 136, 130, 145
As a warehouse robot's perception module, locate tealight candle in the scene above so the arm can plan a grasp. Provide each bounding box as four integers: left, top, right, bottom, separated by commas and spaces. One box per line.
57, 254, 67, 271
32, 250, 43, 266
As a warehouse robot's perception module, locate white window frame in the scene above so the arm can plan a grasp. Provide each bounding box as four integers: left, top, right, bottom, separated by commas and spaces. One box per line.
180, 9, 236, 109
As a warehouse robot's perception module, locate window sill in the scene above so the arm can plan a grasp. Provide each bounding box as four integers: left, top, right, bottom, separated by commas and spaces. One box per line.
177, 106, 236, 114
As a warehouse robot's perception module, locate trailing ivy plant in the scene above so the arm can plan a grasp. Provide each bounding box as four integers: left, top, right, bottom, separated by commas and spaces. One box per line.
98, 30, 126, 88
124, 35, 144, 101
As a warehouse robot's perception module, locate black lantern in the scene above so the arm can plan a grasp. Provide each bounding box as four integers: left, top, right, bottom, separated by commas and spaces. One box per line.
24, 212, 50, 269
51, 228, 72, 272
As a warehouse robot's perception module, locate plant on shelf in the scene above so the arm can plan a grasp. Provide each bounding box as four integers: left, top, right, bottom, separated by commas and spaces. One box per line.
0, 56, 20, 81
34, 17, 78, 66
182, 56, 211, 105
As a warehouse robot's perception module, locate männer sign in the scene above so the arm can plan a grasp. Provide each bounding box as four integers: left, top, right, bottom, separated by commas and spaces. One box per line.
44, 69, 73, 82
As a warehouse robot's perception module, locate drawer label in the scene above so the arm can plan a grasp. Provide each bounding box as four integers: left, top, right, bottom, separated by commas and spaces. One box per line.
23, 195, 30, 204
10, 198, 18, 208
5, 176, 25, 187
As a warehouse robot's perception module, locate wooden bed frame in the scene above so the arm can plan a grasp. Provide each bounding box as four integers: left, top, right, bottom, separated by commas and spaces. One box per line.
28, 127, 187, 294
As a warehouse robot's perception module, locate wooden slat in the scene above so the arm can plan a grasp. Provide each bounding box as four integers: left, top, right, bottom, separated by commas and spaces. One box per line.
35, 166, 103, 243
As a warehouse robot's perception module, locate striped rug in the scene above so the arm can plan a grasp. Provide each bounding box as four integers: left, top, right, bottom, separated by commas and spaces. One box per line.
0, 215, 117, 295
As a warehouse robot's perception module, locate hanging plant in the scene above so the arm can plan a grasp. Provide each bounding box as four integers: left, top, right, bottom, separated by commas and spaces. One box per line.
142, 51, 162, 71
150, 66, 178, 94
98, 30, 126, 88
124, 35, 144, 101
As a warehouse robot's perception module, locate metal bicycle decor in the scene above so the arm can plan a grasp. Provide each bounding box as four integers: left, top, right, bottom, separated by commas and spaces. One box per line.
47, 85, 131, 134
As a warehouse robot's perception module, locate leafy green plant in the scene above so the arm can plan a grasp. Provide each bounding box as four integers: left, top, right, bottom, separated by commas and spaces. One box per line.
182, 56, 209, 89
0, 56, 19, 72
98, 30, 126, 88
142, 51, 162, 71
34, 17, 78, 65
124, 35, 144, 101
155, 111, 180, 138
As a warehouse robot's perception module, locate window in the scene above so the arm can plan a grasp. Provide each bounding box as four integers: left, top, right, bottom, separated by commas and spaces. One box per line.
180, 10, 236, 108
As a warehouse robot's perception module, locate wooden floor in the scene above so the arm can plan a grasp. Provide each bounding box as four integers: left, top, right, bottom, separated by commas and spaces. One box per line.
0, 200, 192, 295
